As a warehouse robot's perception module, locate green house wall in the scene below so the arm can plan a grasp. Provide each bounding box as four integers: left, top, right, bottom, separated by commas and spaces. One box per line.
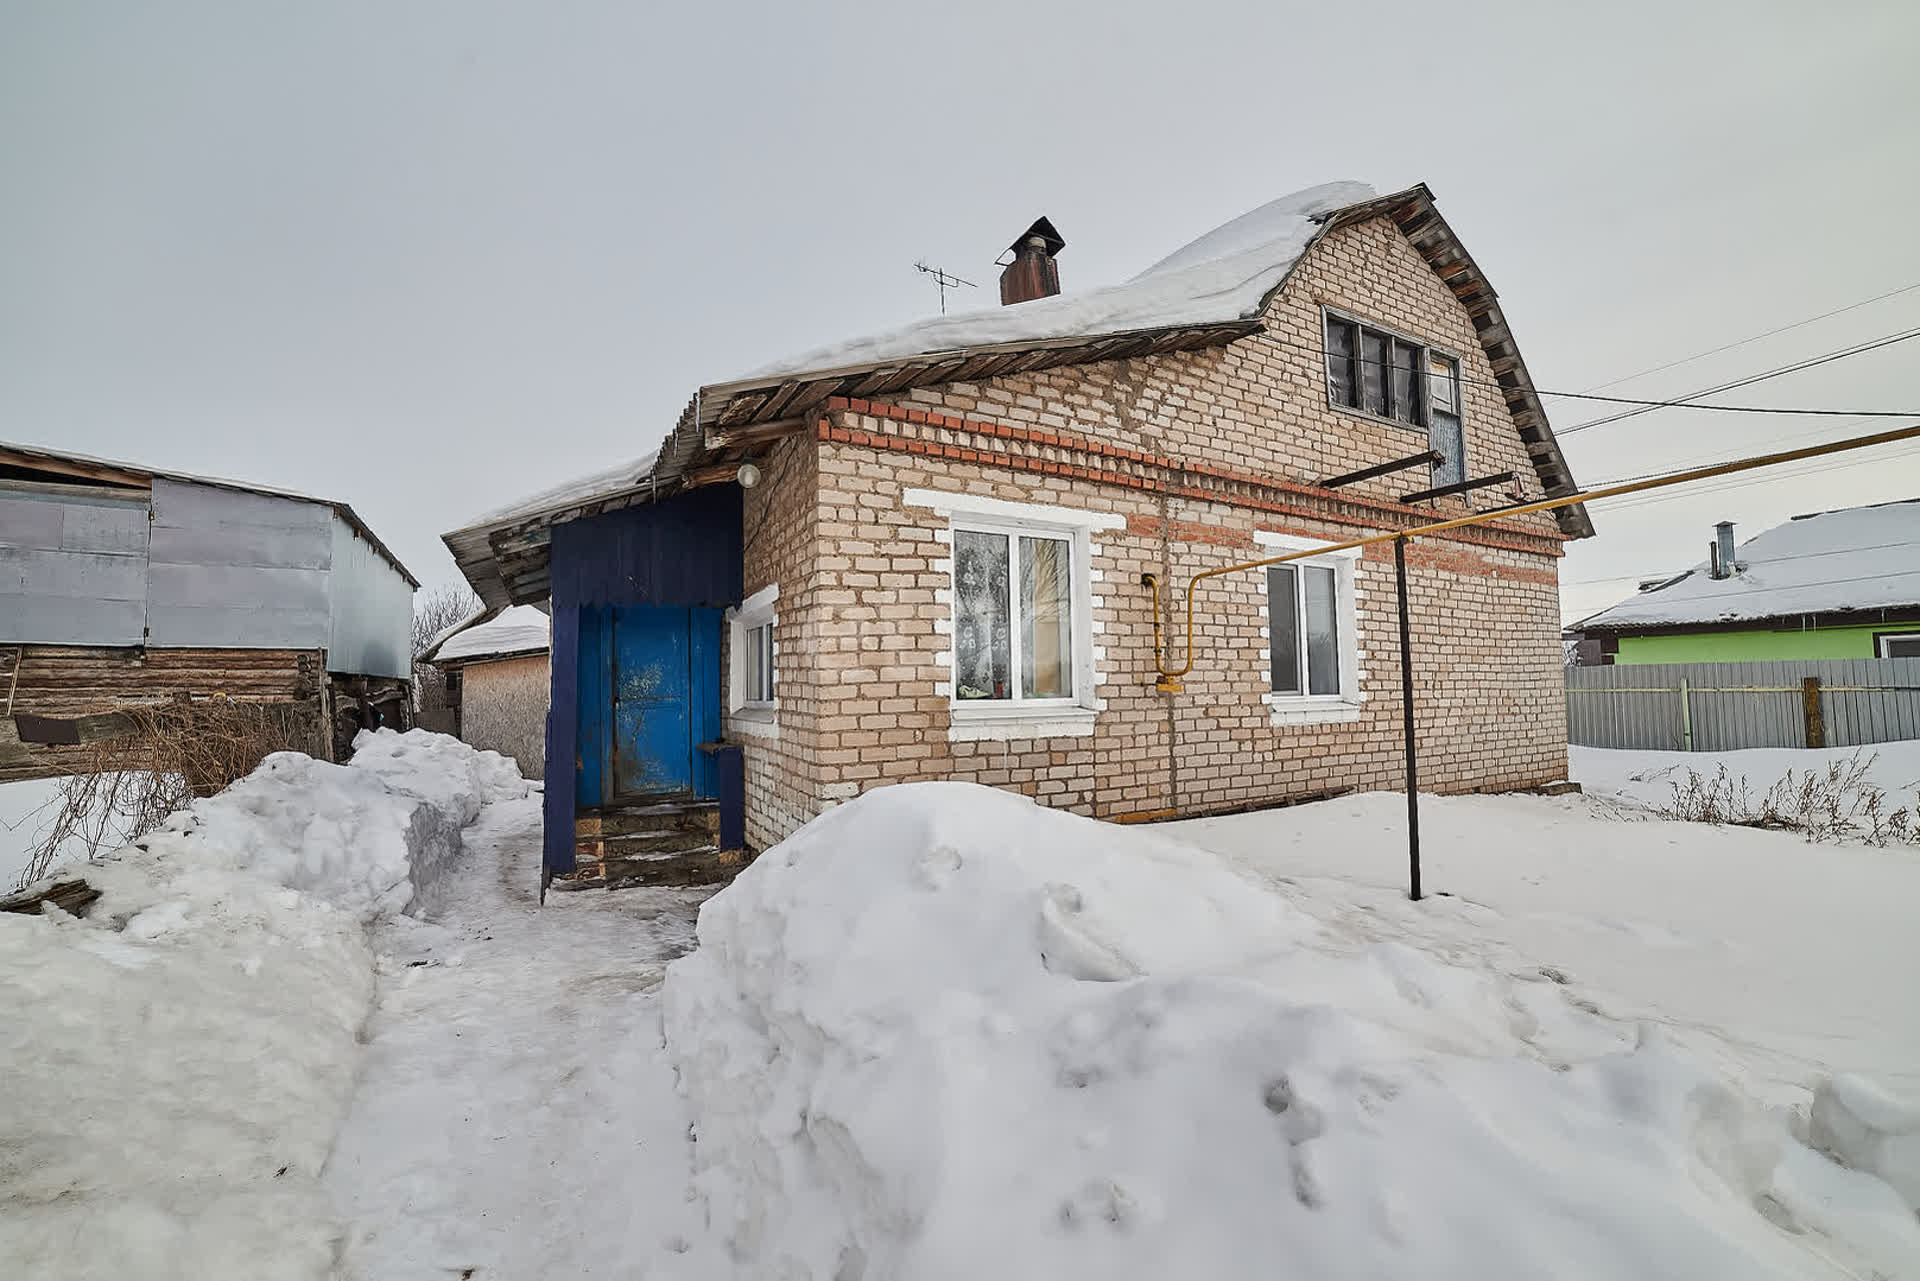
1614, 624, 1896, 664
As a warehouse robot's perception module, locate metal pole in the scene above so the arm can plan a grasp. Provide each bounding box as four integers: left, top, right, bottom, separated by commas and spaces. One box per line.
1395, 536, 1421, 902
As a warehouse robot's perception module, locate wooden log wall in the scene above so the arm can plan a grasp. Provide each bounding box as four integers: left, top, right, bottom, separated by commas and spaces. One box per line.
0, 645, 329, 782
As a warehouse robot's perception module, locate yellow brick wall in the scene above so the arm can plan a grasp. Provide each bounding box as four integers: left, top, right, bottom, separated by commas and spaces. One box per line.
733, 213, 1570, 847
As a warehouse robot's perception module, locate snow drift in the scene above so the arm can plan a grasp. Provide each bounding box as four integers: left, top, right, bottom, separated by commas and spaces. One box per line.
663, 782, 1920, 1280
0, 730, 531, 1281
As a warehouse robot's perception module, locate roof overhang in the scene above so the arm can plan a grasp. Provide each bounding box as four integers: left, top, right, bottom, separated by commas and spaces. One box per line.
442, 320, 1259, 606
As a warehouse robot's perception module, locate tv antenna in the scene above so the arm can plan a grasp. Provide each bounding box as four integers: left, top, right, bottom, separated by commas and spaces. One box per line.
914, 260, 976, 314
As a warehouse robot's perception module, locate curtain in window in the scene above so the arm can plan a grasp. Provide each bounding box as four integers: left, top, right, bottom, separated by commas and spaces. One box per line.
1020, 536, 1073, 698
954, 530, 1011, 700
1360, 331, 1390, 417
1325, 319, 1357, 408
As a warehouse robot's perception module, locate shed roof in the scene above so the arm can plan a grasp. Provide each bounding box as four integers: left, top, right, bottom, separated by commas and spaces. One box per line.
445, 182, 1589, 607
0, 438, 419, 587
422, 604, 551, 665
1575, 499, 1920, 633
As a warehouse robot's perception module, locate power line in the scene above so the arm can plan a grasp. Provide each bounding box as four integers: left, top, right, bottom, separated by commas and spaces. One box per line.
1265, 329, 1920, 427
1556, 325, 1920, 435
1581, 280, 1920, 392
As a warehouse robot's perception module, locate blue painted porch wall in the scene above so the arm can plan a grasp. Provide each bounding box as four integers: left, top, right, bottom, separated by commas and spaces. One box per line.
542, 486, 743, 873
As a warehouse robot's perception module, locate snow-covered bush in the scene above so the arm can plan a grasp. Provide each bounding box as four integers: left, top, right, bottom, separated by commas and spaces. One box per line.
663, 782, 1920, 1280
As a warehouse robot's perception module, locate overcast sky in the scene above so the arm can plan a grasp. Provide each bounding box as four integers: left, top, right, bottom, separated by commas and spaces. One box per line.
4, 0, 1916, 620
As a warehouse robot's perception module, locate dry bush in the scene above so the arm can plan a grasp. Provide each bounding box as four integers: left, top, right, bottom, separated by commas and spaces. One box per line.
20, 699, 312, 886
413, 584, 482, 716
1652, 751, 1920, 846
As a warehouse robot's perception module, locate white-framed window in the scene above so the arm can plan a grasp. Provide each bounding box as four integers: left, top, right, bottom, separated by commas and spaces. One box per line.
1876, 631, 1920, 659
905, 488, 1119, 742
727, 583, 778, 737
1323, 308, 1465, 487
1256, 532, 1363, 726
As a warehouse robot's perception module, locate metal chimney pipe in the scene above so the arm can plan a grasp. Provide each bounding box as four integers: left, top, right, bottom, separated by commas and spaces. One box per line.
1714, 521, 1736, 577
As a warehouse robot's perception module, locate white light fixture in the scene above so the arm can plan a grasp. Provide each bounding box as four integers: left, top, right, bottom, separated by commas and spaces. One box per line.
736, 462, 762, 489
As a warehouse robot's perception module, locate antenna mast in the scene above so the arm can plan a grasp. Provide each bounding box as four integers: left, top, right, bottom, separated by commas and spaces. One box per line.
914, 260, 977, 314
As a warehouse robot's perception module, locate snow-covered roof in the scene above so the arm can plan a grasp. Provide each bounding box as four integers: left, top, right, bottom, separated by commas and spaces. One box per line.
464, 451, 661, 531
747, 181, 1376, 379
424, 605, 550, 665
445, 181, 1591, 607
1576, 499, 1920, 631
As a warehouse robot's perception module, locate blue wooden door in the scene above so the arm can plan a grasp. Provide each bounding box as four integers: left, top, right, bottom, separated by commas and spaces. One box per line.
612, 605, 693, 797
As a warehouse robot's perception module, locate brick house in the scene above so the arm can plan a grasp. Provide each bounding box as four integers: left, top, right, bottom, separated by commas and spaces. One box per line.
444, 182, 1592, 882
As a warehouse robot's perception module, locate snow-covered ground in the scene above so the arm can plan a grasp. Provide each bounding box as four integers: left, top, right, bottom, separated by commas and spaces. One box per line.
323, 792, 712, 1277
9, 740, 1920, 1279
1571, 740, 1920, 814
0, 776, 63, 890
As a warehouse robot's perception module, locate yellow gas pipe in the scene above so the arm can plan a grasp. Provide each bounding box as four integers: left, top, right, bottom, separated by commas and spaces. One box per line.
1142, 420, 1920, 688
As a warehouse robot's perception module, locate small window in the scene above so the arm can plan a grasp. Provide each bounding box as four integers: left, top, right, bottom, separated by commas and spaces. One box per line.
1267, 562, 1342, 697
1877, 632, 1920, 659
1322, 310, 1467, 487
728, 584, 779, 726
744, 621, 774, 705
954, 527, 1075, 702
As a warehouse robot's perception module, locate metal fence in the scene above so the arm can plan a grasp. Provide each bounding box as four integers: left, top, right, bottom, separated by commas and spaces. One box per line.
1565, 658, 1920, 751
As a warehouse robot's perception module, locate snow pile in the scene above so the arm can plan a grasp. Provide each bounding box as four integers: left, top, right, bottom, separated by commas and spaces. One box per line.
746, 182, 1374, 380
0, 730, 528, 1280
114, 729, 530, 924
1574, 497, 1920, 628
664, 782, 1920, 1280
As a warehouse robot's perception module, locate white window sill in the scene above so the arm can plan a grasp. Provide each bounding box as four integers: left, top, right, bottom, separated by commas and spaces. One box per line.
1264, 695, 1363, 727
949, 703, 1096, 742
727, 705, 779, 740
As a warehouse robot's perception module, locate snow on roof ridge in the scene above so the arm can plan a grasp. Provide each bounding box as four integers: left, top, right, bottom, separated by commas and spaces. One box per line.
1789, 495, 1920, 522
739, 180, 1377, 382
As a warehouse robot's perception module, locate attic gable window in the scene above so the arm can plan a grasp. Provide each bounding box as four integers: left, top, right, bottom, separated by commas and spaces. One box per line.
1322, 310, 1465, 486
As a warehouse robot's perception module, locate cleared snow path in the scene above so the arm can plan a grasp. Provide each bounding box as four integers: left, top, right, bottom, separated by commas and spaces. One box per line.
324, 793, 714, 1279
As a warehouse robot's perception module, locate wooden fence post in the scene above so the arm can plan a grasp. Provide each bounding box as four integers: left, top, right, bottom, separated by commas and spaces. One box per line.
1802, 676, 1825, 748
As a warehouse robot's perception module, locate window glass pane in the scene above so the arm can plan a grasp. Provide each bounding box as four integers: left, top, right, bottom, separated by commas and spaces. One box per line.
953, 529, 1011, 700
1325, 319, 1357, 408
1267, 565, 1300, 694
1391, 342, 1422, 425
1019, 536, 1073, 699
1304, 565, 1341, 695
744, 625, 763, 700
750, 624, 773, 701
1428, 354, 1459, 414
1882, 634, 1920, 658
1360, 331, 1390, 417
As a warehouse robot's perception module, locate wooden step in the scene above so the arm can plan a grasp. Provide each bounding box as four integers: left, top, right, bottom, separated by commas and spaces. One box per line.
601, 844, 745, 890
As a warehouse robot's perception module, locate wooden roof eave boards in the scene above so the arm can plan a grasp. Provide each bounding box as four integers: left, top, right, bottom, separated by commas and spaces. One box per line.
1326, 189, 1593, 541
